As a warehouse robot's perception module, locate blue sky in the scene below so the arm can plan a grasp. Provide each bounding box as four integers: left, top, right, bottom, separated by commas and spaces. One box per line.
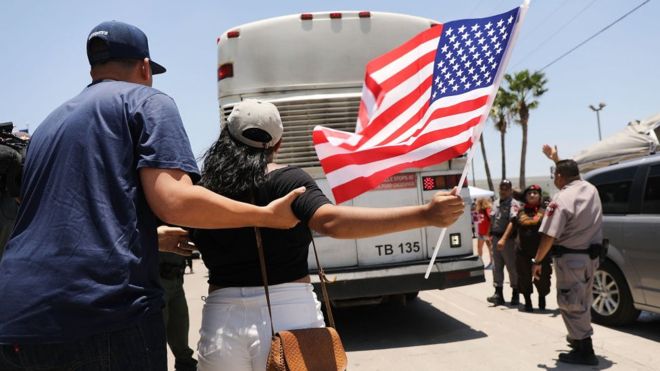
1, 0, 658, 185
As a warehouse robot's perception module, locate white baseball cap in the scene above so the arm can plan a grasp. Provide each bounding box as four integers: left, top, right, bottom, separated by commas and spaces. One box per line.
227, 100, 283, 149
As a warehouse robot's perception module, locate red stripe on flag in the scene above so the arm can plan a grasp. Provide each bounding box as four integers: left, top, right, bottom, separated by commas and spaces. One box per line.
394, 94, 489, 143
363, 73, 381, 106
331, 140, 473, 204
377, 50, 436, 93
312, 93, 486, 153
355, 92, 487, 152
357, 100, 370, 131
365, 25, 443, 74
319, 116, 481, 174
360, 47, 437, 133
312, 127, 353, 145
353, 75, 433, 147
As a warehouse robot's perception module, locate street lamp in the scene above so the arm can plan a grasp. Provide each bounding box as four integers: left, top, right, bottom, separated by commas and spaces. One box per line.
589, 102, 606, 141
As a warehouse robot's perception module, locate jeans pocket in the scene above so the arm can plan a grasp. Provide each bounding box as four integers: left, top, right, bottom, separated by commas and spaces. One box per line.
198, 303, 233, 357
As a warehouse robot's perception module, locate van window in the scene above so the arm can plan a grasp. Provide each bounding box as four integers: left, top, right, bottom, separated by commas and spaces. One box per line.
642, 165, 660, 214
589, 167, 636, 215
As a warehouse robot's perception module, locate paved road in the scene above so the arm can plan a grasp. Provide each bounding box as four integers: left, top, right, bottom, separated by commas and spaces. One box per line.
169, 246, 660, 370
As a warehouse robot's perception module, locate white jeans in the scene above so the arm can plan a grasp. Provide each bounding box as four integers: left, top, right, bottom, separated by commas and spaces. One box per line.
197, 282, 325, 371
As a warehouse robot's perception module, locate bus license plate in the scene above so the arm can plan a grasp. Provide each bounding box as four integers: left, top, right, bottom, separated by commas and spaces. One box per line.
373, 241, 421, 256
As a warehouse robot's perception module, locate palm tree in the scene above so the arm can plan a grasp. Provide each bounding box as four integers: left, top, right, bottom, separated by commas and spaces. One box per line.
489, 89, 515, 181
505, 70, 548, 189
479, 133, 494, 192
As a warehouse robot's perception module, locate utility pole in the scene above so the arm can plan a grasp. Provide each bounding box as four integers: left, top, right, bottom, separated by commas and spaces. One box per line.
589, 102, 606, 141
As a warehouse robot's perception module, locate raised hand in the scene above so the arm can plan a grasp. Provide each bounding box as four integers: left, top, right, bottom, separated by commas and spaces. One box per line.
542, 144, 559, 163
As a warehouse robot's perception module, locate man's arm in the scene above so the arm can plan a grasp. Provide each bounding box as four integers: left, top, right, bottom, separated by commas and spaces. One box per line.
532, 233, 555, 280
308, 189, 464, 239
140, 168, 304, 229
496, 221, 514, 251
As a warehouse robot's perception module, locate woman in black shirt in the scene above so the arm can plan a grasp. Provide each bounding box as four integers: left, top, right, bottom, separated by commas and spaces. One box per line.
192, 100, 465, 371
497, 185, 552, 312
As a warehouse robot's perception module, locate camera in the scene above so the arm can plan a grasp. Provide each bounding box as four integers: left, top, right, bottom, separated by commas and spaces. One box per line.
0, 122, 30, 197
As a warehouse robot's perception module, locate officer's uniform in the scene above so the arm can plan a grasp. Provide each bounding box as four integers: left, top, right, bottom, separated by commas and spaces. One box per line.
159, 252, 198, 371
490, 196, 520, 293
539, 179, 602, 341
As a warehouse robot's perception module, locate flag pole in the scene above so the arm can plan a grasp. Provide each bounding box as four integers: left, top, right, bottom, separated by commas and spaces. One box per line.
425, 0, 531, 279
423, 122, 485, 279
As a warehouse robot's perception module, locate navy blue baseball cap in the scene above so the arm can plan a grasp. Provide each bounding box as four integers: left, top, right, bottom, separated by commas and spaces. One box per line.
86, 21, 166, 74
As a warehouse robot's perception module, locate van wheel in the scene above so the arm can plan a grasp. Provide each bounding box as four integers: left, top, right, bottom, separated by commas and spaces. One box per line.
405, 292, 419, 301
591, 260, 640, 326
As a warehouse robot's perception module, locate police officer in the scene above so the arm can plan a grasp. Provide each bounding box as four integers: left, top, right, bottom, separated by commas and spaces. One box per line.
532, 159, 602, 366
158, 226, 198, 371
487, 179, 521, 306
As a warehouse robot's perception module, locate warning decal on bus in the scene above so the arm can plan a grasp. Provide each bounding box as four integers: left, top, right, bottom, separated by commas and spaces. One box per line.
374, 174, 417, 190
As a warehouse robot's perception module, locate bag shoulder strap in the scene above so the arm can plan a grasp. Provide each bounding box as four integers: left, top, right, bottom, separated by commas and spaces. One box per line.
253, 225, 276, 337
309, 230, 336, 329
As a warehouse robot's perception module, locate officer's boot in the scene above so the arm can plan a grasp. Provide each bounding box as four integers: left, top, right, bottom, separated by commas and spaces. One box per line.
487, 287, 505, 306
566, 335, 578, 349
558, 337, 598, 366
523, 294, 533, 312
538, 295, 546, 311
510, 288, 520, 306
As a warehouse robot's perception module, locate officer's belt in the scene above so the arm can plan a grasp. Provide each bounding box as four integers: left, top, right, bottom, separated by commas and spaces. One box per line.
552, 244, 603, 260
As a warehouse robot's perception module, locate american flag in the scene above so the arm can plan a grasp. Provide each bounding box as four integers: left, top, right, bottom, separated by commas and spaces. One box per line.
313, 7, 523, 204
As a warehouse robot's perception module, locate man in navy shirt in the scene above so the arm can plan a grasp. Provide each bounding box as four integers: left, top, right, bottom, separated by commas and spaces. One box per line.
0, 21, 304, 370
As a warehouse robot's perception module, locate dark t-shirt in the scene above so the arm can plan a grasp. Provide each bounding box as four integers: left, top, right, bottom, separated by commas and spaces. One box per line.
0, 80, 199, 343
192, 166, 331, 287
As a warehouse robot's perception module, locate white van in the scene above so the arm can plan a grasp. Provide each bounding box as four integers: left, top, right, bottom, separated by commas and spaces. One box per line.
217, 11, 484, 303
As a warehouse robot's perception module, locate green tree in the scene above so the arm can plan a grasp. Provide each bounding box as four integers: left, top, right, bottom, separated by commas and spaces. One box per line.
489, 88, 516, 181
504, 70, 548, 189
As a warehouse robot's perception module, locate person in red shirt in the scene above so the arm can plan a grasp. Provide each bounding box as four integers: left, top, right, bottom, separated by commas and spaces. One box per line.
475, 198, 494, 269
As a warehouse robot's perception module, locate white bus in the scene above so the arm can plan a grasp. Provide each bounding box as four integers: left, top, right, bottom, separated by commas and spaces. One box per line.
216, 11, 484, 304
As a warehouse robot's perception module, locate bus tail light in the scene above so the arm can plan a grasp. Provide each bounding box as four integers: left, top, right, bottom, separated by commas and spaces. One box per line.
329, 12, 342, 19
227, 30, 240, 38
359, 11, 371, 18
300, 13, 313, 20
422, 175, 467, 191
218, 63, 233, 81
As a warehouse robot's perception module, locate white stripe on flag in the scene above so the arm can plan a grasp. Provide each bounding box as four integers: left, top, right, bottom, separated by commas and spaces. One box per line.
370, 37, 441, 83
313, 87, 492, 160
389, 86, 494, 144
315, 106, 485, 161
325, 128, 475, 187
362, 85, 433, 148
363, 86, 491, 148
